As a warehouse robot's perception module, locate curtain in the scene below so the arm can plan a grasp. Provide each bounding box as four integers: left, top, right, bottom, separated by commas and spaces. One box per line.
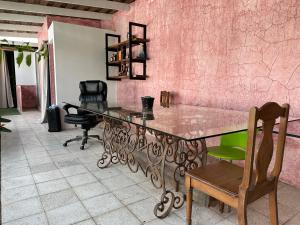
0, 51, 14, 108
37, 45, 49, 123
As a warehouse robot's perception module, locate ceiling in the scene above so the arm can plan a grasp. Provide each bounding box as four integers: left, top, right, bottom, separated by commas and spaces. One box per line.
0, 0, 135, 39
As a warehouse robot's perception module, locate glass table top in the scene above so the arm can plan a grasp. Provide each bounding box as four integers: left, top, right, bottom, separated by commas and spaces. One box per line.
65, 101, 299, 141
66, 101, 254, 141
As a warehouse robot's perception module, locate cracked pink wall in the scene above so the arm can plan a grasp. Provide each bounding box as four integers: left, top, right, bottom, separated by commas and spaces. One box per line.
113, 0, 300, 115
112, 0, 300, 186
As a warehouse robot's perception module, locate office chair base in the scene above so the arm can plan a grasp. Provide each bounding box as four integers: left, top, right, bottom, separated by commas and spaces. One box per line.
63, 133, 102, 150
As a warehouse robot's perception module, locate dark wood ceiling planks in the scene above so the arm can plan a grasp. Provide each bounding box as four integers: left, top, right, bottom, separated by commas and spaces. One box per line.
0, 0, 135, 34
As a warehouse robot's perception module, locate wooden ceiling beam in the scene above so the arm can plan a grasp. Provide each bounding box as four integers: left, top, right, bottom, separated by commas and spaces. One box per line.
0, 13, 44, 24
0, 31, 37, 38
49, 0, 130, 11
0, 0, 112, 20
0, 24, 41, 32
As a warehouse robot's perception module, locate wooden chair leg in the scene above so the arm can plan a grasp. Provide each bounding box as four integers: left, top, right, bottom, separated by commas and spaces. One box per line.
237, 195, 248, 225
237, 204, 247, 225
185, 176, 193, 225
269, 190, 279, 225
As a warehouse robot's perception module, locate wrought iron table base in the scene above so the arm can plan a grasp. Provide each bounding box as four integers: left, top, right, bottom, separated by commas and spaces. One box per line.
97, 118, 207, 218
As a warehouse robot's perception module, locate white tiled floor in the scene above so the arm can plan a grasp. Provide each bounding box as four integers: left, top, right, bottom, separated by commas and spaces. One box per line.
1, 111, 300, 225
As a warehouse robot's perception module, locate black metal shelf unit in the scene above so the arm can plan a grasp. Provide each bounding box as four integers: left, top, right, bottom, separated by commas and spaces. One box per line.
105, 22, 148, 81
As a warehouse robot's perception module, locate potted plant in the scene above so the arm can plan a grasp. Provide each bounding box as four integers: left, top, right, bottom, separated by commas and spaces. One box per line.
0, 117, 11, 133
141, 96, 155, 111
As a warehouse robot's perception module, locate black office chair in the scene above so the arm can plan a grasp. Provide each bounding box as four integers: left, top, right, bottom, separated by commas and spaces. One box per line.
63, 80, 107, 150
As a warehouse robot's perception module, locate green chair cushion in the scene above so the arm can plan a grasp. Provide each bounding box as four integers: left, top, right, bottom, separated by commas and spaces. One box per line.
207, 146, 246, 160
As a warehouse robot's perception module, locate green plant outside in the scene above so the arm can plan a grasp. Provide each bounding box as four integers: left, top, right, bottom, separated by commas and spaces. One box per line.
0, 39, 48, 67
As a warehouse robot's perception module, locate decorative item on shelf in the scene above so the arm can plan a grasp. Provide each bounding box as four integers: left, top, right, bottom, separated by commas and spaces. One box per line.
160, 91, 170, 108
137, 43, 146, 60
119, 63, 128, 76
141, 96, 155, 111
109, 54, 116, 62
117, 51, 122, 61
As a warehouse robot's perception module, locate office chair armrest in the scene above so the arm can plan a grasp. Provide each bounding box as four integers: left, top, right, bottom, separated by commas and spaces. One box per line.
63, 104, 79, 115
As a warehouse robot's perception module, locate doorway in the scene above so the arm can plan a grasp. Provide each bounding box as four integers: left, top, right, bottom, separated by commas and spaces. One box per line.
5, 51, 17, 108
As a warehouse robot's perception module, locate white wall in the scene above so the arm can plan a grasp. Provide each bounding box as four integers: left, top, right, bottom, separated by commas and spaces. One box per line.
14, 51, 36, 85
48, 22, 117, 105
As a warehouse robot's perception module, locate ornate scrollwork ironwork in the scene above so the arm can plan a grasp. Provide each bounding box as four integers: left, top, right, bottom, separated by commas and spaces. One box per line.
97, 117, 207, 218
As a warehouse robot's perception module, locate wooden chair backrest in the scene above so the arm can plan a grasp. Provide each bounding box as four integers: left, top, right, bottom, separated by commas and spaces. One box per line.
160, 91, 170, 107
240, 102, 290, 192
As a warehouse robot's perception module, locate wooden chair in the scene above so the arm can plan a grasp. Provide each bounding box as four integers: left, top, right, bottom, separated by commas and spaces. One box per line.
185, 102, 290, 225
160, 91, 170, 107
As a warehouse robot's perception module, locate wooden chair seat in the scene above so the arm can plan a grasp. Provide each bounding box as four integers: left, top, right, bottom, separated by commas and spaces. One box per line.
187, 160, 243, 197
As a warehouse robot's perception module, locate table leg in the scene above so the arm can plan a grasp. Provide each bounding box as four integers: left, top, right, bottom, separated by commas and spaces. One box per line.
96, 118, 208, 218
154, 138, 207, 218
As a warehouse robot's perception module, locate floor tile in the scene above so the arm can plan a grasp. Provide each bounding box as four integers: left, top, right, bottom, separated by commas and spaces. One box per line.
26, 151, 49, 159
113, 184, 150, 205
44, 144, 65, 151
28, 156, 53, 166
3, 213, 48, 225
60, 165, 88, 177
30, 162, 57, 174
144, 219, 168, 225
47, 148, 69, 156
22, 144, 43, 151
33, 170, 63, 183
249, 196, 298, 223
94, 207, 140, 225
46, 202, 90, 225
82, 193, 123, 217
214, 219, 236, 225
127, 197, 158, 222
2, 166, 31, 179
2, 160, 29, 170
66, 173, 97, 187
54, 158, 81, 168
277, 185, 300, 209
2, 175, 34, 190
2, 185, 38, 205
158, 213, 185, 225
2, 197, 43, 223
2, 153, 26, 162
285, 213, 300, 225
123, 170, 149, 184
37, 178, 70, 195
227, 208, 270, 225
40, 188, 78, 211
83, 163, 101, 172
73, 219, 96, 225
92, 167, 121, 180
101, 174, 136, 191
73, 182, 108, 200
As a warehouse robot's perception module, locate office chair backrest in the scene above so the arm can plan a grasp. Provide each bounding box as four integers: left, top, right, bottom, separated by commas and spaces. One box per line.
240, 102, 289, 193
79, 80, 107, 102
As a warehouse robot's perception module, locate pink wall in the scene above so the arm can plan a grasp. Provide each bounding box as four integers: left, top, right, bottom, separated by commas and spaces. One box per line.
16, 85, 38, 112
110, 0, 300, 187
112, 0, 300, 117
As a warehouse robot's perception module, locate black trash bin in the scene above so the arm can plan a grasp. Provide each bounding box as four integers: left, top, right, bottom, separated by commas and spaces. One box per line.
47, 105, 61, 132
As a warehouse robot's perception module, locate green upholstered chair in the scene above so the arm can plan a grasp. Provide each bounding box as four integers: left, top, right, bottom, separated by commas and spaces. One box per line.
207, 131, 248, 161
